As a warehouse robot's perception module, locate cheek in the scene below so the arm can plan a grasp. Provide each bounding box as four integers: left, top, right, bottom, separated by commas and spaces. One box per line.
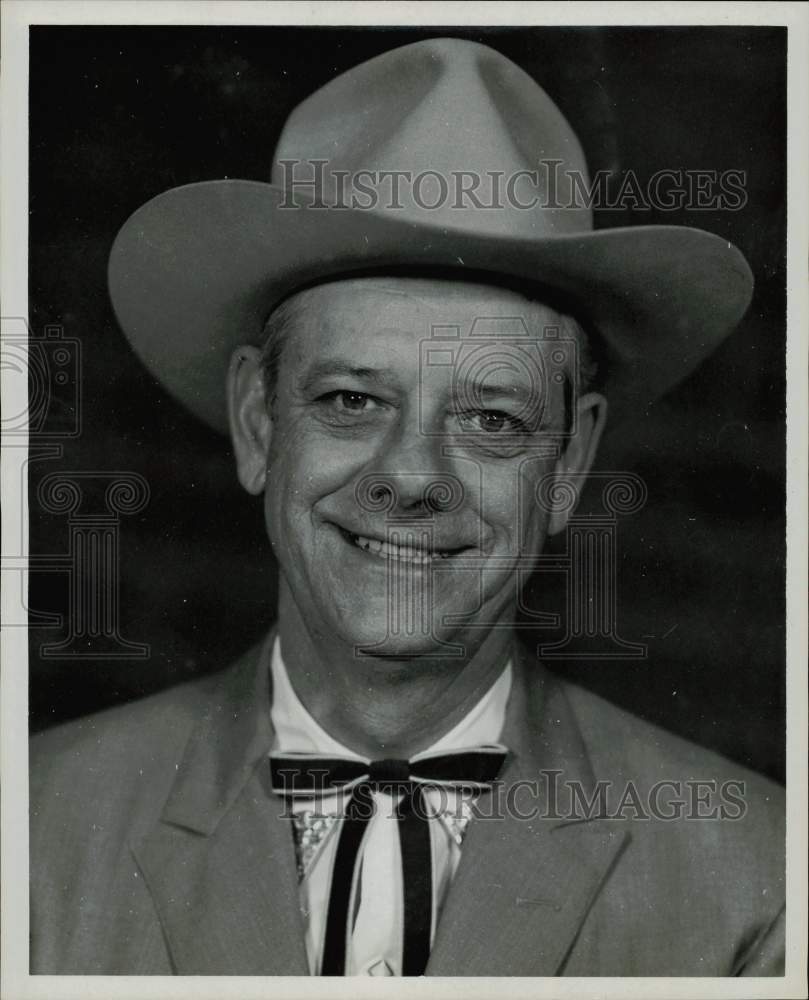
262, 421, 373, 542
476, 456, 554, 550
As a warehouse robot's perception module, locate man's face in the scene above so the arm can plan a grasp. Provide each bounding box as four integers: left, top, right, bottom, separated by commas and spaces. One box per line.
232, 277, 604, 656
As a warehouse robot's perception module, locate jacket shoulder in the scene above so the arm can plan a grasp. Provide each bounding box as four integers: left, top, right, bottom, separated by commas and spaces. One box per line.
549, 676, 785, 974
32, 671, 214, 765
558, 676, 783, 803
553, 674, 785, 891
30, 669, 224, 837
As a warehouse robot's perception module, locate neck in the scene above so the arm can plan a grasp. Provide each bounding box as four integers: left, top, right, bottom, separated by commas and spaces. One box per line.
276, 583, 514, 759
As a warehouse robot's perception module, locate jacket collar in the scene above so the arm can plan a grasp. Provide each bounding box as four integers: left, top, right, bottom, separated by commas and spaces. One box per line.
425, 640, 630, 975
157, 633, 277, 835
131, 631, 310, 975
132, 632, 628, 975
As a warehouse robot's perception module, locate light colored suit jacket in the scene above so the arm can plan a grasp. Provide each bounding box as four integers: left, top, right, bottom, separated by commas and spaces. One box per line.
30, 637, 785, 976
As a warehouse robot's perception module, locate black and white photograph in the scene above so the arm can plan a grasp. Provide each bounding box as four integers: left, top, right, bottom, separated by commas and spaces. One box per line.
1, 2, 807, 997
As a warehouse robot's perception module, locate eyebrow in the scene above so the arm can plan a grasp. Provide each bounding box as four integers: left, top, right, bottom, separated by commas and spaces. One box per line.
297, 360, 401, 394
297, 363, 560, 406
468, 378, 569, 430
464, 381, 537, 406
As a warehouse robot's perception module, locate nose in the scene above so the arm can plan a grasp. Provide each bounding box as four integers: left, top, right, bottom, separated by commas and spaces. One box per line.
356, 421, 463, 517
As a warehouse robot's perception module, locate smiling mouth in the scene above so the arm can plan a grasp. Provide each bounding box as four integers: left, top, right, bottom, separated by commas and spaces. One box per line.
338, 527, 468, 564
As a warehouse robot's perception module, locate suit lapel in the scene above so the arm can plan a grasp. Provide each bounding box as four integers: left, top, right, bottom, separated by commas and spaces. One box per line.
131, 636, 309, 975
131, 635, 628, 976
426, 646, 629, 976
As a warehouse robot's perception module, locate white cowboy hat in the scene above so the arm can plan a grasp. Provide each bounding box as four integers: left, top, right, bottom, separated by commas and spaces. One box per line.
108, 37, 753, 431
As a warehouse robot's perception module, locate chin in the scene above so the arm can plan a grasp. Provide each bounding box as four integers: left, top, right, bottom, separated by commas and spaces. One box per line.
325, 604, 472, 661
308, 568, 497, 657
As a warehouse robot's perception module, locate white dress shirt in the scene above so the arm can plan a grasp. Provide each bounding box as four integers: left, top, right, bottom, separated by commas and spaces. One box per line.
269, 638, 511, 976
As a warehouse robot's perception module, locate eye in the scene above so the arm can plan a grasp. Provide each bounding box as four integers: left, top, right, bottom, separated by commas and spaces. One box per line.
315, 390, 387, 422
316, 390, 377, 411
333, 391, 374, 412
456, 409, 529, 434
477, 411, 510, 433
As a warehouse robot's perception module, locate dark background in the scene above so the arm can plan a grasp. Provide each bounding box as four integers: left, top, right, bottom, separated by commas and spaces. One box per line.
28, 26, 786, 782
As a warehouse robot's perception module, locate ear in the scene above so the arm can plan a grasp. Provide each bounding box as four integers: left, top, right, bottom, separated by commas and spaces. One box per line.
227, 346, 272, 495
547, 391, 608, 535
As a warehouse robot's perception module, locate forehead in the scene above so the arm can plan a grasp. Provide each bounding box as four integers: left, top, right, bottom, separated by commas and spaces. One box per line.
297, 275, 545, 311
281, 276, 564, 355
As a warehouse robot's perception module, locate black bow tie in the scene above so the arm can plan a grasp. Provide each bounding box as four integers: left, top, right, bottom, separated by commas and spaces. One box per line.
270, 746, 508, 796
270, 746, 508, 976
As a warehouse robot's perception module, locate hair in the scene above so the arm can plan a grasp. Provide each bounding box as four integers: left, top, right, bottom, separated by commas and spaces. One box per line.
555, 310, 600, 430
259, 277, 600, 427
259, 292, 307, 407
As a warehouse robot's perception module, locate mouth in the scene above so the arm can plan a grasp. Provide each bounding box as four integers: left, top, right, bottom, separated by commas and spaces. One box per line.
336, 526, 471, 564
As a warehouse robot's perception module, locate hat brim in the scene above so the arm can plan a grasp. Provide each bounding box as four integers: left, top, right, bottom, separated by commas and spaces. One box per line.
108, 180, 753, 433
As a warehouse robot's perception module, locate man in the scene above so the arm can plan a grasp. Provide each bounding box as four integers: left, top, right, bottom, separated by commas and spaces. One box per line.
30, 37, 784, 976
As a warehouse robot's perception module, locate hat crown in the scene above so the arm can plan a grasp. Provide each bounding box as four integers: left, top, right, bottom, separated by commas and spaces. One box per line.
271, 38, 593, 236
108, 37, 753, 434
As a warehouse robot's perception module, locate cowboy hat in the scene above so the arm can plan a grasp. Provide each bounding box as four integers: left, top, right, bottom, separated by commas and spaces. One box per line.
108, 37, 753, 432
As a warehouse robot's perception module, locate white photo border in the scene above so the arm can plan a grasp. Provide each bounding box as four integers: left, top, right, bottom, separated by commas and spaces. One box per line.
2, 3, 806, 999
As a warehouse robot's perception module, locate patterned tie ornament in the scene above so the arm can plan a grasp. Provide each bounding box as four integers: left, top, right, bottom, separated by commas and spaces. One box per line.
270, 746, 508, 975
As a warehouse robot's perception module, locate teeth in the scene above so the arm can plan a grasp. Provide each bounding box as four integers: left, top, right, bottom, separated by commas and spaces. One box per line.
351, 532, 453, 563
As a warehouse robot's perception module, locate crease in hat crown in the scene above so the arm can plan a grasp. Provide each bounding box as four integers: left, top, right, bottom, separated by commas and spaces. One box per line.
271, 37, 593, 237
107, 36, 754, 434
